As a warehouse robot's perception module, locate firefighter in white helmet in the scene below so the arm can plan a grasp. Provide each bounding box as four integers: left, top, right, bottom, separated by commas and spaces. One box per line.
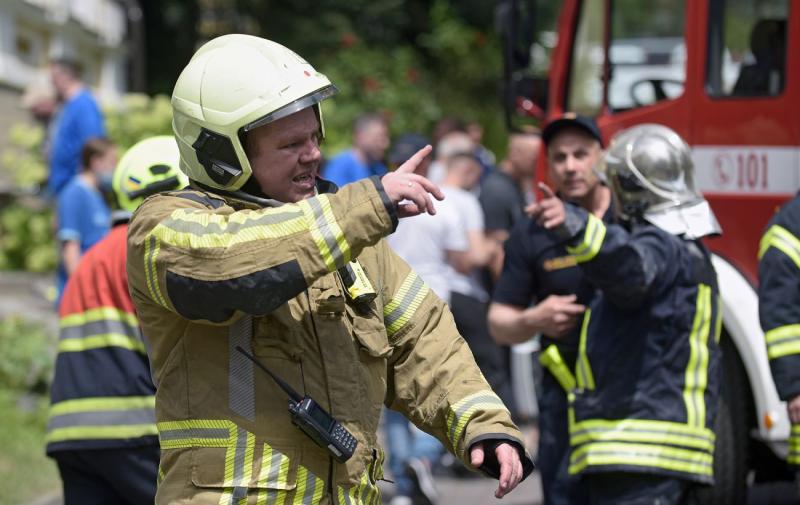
529, 124, 722, 504
126, 34, 533, 505
47, 136, 186, 505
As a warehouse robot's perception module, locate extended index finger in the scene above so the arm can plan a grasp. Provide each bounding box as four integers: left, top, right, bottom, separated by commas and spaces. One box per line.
538, 181, 556, 199
395, 145, 433, 174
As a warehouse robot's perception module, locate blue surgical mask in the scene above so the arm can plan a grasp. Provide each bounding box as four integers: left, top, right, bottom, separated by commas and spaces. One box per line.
98, 172, 114, 192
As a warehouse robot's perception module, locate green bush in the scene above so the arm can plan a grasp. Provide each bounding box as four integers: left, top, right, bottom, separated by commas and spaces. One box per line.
0, 316, 55, 393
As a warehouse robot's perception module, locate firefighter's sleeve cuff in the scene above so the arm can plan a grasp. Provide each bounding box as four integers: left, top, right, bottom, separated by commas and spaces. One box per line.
468, 434, 535, 481
558, 202, 589, 242
368, 175, 399, 232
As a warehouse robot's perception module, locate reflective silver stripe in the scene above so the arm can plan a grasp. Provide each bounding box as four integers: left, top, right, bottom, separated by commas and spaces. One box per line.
47, 408, 155, 431
448, 393, 505, 447
158, 427, 230, 442
162, 209, 304, 236
229, 427, 248, 502
570, 446, 713, 470
307, 197, 346, 270
60, 319, 142, 342
384, 275, 426, 327
229, 315, 256, 422
266, 447, 284, 489
301, 468, 317, 505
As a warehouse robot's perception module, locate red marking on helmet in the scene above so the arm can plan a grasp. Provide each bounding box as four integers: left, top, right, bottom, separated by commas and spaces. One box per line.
304, 71, 311, 77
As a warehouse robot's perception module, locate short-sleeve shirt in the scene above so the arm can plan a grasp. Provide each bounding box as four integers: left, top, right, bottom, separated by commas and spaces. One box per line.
441, 186, 489, 302
322, 150, 387, 187
492, 206, 614, 353
56, 177, 111, 301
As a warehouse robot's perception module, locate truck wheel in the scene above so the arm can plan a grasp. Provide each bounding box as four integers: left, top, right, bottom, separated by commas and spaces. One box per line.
689, 336, 751, 505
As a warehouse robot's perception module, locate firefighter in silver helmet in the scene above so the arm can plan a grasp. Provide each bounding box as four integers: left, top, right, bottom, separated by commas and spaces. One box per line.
529, 123, 722, 504
126, 34, 533, 505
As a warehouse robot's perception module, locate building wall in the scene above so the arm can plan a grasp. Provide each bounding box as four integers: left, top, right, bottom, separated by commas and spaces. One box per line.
0, 0, 128, 166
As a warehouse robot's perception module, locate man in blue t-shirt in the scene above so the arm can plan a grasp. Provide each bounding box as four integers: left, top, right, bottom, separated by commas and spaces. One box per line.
48, 58, 106, 196
322, 113, 389, 186
56, 138, 116, 304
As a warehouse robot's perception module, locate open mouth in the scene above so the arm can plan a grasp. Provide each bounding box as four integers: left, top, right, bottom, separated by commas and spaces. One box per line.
293, 173, 315, 185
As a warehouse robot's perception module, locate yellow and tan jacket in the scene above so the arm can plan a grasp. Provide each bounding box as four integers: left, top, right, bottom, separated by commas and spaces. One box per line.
127, 177, 533, 504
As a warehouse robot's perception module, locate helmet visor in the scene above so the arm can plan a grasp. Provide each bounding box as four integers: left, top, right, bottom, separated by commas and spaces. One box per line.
242, 85, 339, 132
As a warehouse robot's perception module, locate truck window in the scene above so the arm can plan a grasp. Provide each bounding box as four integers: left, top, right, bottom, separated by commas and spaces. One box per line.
608, 0, 686, 112
566, 0, 605, 116
706, 0, 788, 97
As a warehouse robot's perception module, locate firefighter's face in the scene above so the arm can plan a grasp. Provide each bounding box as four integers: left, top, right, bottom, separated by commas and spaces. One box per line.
246, 108, 322, 203
546, 128, 603, 201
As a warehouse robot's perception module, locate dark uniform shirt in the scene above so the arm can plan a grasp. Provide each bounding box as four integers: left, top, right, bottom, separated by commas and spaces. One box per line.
492, 204, 615, 359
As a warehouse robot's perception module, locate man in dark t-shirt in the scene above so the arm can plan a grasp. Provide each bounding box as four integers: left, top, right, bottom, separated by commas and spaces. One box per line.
489, 114, 611, 505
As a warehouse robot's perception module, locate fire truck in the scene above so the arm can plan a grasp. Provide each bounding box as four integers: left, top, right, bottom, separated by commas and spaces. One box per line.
501, 0, 797, 502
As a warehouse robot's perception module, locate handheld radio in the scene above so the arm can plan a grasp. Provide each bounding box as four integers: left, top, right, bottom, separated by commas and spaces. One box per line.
235, 346, 357, 462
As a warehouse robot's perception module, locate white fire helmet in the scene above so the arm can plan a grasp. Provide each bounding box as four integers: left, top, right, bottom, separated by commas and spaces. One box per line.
604, 124, 721, 239
171, 34, 337, 191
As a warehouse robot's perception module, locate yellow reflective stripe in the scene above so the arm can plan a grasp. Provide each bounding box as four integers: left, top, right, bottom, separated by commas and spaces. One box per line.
790, 425, 800, 465
714, 295, 723, 344
57, 333, 147, 353
157, 419, 235, 449
684, 285, 712, 428
539, 345, 576, 391
576, 309, 595, 390
570, 418, 715, 452
446, 391, 507, 449
293, 465, 324, 505
383, 272, 430, 338
298, 195, 351, 272
759, 225, 800, 269
566, 214, 607, 263
154, 207, 307, 250
765, 324, 800, 359
569, 441, 713, 476
49, 396, 155, 416
60, 306, 138, 328
45, 424, 159, 443
144, 234, 168, 308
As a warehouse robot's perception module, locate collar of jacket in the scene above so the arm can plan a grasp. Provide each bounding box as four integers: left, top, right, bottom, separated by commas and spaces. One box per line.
190, 177, 340, 210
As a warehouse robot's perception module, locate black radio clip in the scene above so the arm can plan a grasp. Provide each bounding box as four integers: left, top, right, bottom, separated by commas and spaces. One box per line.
235, 346, 357, 462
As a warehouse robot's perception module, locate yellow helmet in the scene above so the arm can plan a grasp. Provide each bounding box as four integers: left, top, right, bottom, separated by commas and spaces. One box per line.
171, 34, 337, 191
112, 135, 187, 213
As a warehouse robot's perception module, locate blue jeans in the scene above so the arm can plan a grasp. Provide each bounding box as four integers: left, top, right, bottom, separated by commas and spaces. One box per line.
383, 409, 444, 496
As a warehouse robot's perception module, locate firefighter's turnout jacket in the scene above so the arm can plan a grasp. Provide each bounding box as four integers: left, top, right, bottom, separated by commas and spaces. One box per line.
758, 193, 800, 467
547, 204, 721, 484
47, 224, 158, 454
126, 177, 533, 504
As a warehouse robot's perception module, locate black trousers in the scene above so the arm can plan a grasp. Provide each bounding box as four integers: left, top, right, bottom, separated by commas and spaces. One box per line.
53, 446, 160, 505
538, 370, 588, 505
449, 291, 517, 418
586, 473, 689, 505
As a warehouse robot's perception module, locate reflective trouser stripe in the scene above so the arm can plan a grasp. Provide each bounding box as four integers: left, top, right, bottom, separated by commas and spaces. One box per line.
566, 213, 607, 263
539, 345, 576, 392
684, 284, 712, 428
569, 441, 714, 477
576, 309, 595, 390
790, 424, 800, 466
46, 395, 157, 443
765, 324, 800, 359
759, 224, 800, 269
570, 418, 715, 453
383, 272, 430, 339
446, 391, 507, 450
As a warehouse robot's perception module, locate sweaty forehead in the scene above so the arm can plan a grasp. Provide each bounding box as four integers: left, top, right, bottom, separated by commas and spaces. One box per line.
265, 108, 319, 140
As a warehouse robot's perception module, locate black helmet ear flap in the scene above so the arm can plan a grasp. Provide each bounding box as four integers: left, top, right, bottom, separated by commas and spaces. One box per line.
192, 129, 243, 186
